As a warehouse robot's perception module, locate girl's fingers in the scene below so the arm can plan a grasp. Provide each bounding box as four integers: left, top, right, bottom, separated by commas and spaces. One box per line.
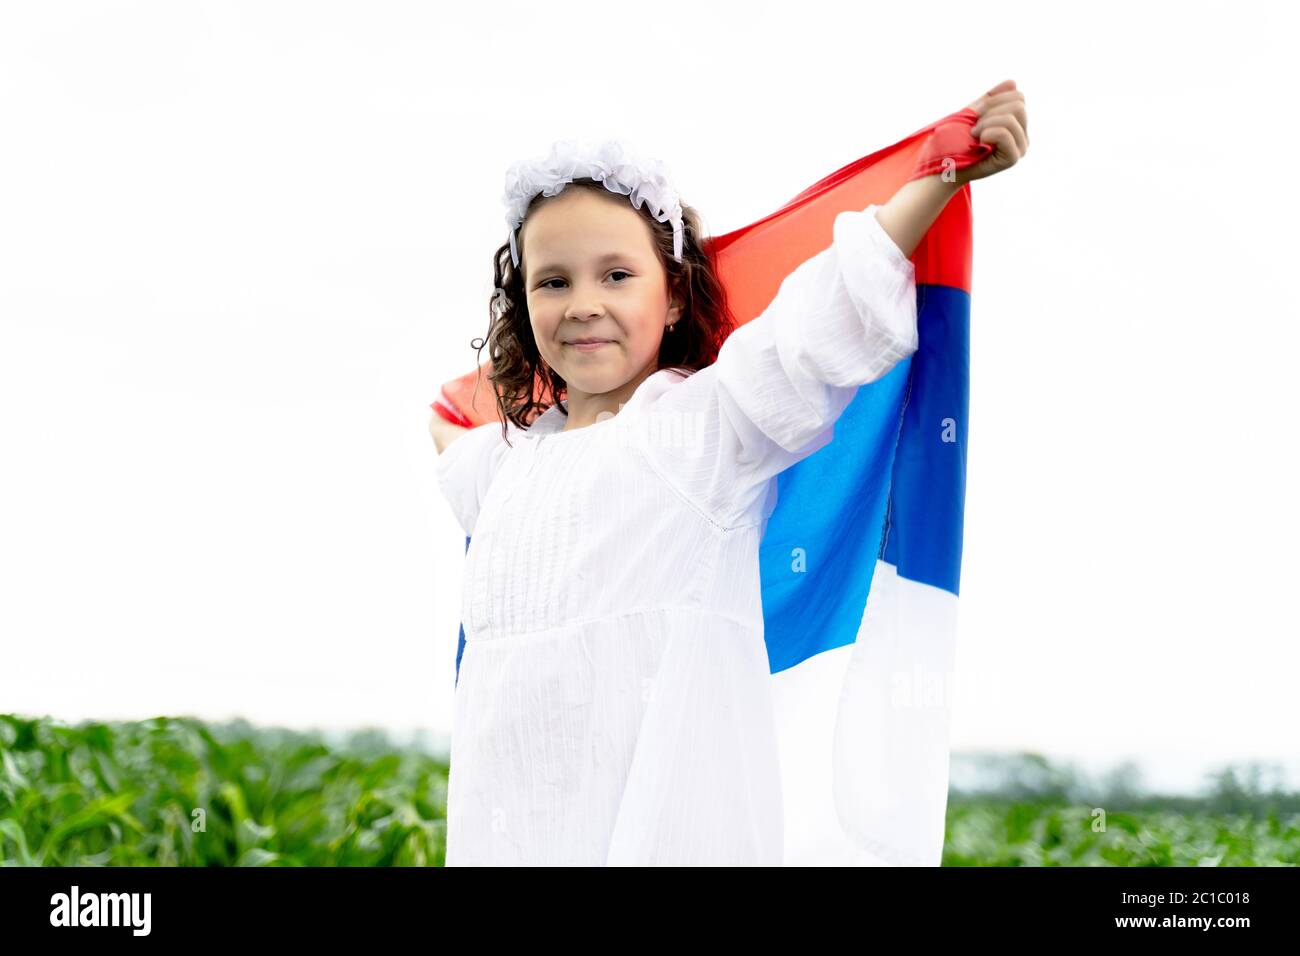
979, 126, 1021, 166
972, 103, 1029, 152
992, 112, 1027, 156
970, 87, 1024, 116
975, 92, 1026, 128
966, 79, 1017, 112
995, 95, 1028, 137
963, 80, 1029, 177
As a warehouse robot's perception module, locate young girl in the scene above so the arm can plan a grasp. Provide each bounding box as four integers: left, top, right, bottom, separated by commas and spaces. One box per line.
432, 83, 1027, 866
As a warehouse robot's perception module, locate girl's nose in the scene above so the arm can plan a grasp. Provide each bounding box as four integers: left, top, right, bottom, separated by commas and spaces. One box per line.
565, 298, 607, 320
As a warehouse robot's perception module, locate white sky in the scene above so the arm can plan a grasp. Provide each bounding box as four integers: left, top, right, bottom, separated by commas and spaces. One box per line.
2, 1, 1296, 794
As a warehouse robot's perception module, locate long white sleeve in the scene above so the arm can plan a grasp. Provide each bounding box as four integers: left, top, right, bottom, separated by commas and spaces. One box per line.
624, 204, 919, 529
434, 421, 512, 536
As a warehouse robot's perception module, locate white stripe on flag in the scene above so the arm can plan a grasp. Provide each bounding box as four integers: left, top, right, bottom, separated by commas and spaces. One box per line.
772, 558, 960, 866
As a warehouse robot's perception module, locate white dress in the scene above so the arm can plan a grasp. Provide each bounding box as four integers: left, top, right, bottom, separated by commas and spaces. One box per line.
435, 203, 918, 866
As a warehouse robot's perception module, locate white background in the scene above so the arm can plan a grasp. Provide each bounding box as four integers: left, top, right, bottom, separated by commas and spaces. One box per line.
2, 0, 1296, 793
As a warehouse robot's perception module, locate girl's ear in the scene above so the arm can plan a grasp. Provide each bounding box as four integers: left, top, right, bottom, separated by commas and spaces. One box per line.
667, 292, 684, 324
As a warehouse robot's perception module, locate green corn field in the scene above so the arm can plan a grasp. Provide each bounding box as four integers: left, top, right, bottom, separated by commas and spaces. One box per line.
1, 713, 1296, 866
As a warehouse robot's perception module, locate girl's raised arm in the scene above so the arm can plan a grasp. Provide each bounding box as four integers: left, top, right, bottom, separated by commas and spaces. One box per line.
622, 190, 942, 529
873, 175, 963, 261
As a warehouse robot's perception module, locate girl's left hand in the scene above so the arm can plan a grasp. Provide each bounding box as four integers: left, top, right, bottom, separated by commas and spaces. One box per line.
957, 79, 1029, 184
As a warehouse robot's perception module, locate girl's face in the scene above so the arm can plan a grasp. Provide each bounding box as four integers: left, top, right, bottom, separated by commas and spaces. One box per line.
520, 188, 683, 407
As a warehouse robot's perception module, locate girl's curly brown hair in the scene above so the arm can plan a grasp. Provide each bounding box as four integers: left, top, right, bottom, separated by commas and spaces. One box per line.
469, 177, 735, 445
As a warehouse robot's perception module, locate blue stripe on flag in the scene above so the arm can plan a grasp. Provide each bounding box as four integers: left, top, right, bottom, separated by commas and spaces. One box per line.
881, 283, 970, 597
760, 281, 969, 675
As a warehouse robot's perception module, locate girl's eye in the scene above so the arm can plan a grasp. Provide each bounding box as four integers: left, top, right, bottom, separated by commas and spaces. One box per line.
540, 271, 631, 290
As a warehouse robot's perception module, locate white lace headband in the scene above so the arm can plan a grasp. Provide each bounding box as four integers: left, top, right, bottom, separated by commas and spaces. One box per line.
502, 138, 685, 270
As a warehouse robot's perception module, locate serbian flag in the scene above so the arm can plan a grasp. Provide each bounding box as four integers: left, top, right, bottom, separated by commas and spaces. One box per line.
433, 109, 990, 866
